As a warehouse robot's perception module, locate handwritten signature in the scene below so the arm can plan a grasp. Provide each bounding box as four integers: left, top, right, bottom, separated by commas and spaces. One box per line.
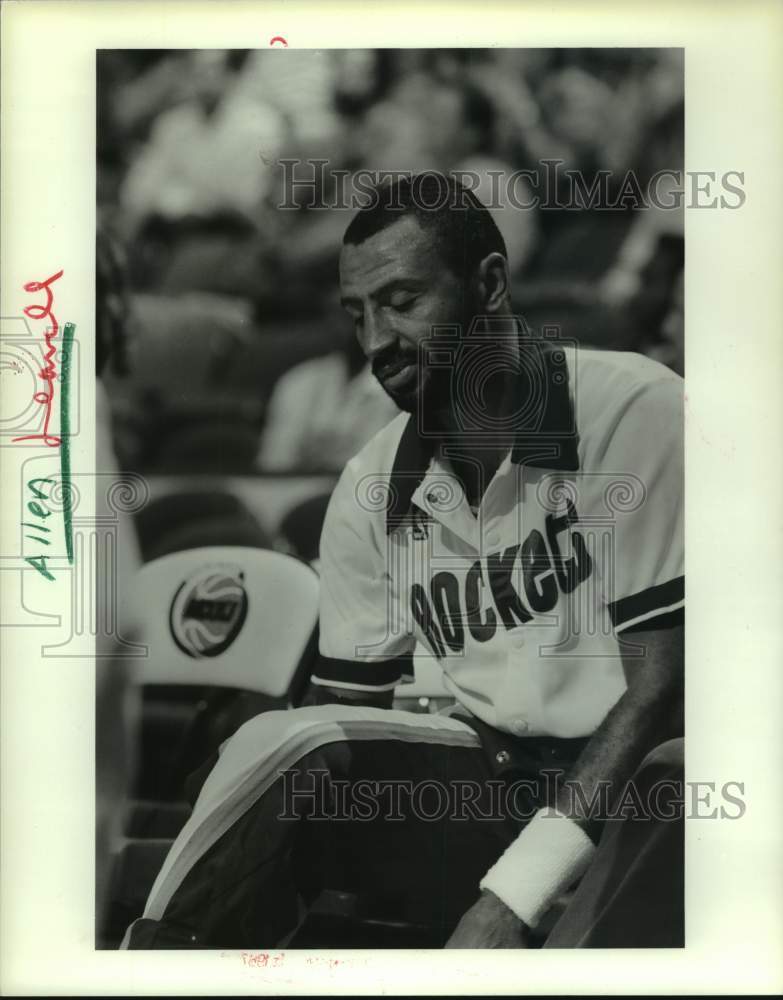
12, 269, 64, 447
13, 268, 76, 575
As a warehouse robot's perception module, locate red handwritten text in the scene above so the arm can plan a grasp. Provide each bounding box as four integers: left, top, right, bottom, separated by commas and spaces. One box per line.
13, 269, 64, 447
305, 955, 344, 968
240, 951, 285, 968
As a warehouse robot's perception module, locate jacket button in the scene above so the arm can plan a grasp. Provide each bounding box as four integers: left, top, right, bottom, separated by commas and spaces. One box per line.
495, 750, 511, 765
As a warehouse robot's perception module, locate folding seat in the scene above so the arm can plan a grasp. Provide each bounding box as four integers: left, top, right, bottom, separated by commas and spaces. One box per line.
101, 547, 320, 946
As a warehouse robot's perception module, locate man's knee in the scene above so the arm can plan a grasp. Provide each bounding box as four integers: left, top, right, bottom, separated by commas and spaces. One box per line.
638, 737, 684, 775
629, 737, 684, 803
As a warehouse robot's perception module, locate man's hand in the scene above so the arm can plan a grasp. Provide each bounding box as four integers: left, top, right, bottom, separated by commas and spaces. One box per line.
444, 890, 530, 949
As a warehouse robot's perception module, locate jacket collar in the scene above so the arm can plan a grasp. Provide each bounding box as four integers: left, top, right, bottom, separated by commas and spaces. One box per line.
385, 333, 579, 534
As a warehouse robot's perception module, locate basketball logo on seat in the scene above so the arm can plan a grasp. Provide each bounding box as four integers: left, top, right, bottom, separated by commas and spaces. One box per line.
170, 566, 249, 658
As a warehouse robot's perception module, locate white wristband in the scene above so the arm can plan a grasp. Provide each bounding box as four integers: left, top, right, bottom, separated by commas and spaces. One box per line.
479, 807, 596, 929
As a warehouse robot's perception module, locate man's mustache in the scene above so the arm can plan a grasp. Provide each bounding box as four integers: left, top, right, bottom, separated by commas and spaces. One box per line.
371, 346, 419, 382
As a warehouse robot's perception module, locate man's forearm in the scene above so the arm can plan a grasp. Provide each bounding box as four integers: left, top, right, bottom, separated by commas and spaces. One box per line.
477, 625, 683, 932
557, 648, 683, 832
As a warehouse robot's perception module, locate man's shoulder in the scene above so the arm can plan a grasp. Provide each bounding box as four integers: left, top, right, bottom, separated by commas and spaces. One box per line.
569, 346, 681, 394
324, 412, 410, 544
568, 347, 683, 465
570, 347, 681, 429
342, 410, 411, 480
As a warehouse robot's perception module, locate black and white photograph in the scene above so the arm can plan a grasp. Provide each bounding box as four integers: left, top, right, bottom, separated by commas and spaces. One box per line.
95, 47, 688, 951
2, 2, 782, 991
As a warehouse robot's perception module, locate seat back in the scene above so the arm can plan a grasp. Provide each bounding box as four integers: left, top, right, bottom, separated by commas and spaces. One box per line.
134, 491, 270, 563
129, 546, 319, 698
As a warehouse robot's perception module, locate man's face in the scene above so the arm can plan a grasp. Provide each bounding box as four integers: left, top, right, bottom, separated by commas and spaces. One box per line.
339, 215, 472, 413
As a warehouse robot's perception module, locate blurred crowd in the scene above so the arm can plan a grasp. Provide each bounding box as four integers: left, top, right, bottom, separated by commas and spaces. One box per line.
98, 48, 684, 478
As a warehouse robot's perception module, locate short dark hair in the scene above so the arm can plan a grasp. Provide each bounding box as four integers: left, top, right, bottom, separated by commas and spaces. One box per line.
342, 172, 507, 281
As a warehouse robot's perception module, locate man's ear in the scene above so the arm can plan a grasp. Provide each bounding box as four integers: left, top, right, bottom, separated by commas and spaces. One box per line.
477, 252, 510, 312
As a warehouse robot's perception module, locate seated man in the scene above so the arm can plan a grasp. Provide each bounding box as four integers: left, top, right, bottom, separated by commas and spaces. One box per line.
124, 174, 684, 950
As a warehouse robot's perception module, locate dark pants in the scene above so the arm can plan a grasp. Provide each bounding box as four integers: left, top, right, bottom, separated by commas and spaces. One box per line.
125, 707, 683, 949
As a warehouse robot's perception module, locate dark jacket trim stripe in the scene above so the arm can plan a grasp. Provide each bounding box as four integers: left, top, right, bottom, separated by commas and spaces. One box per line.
609, 575, 685, 630
311, 654, 413, 689
619, 606, 684, 635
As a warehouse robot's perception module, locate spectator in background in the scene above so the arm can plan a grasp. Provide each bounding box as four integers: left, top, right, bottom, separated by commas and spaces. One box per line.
95, 227, 143, 936
98, 48, 686, 480
95, 224, 142, 579
598, 97, 684, 372
273, 68, 540, 324
118, 50, 286, 301
355, 71, 539, 275
120, 50, 284, 229
256, 296, 399, 472
648, 268, 683, 376
121, 290, 266, 473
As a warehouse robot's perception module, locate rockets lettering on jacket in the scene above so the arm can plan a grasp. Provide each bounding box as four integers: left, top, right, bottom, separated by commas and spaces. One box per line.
409, 500, 592, 658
